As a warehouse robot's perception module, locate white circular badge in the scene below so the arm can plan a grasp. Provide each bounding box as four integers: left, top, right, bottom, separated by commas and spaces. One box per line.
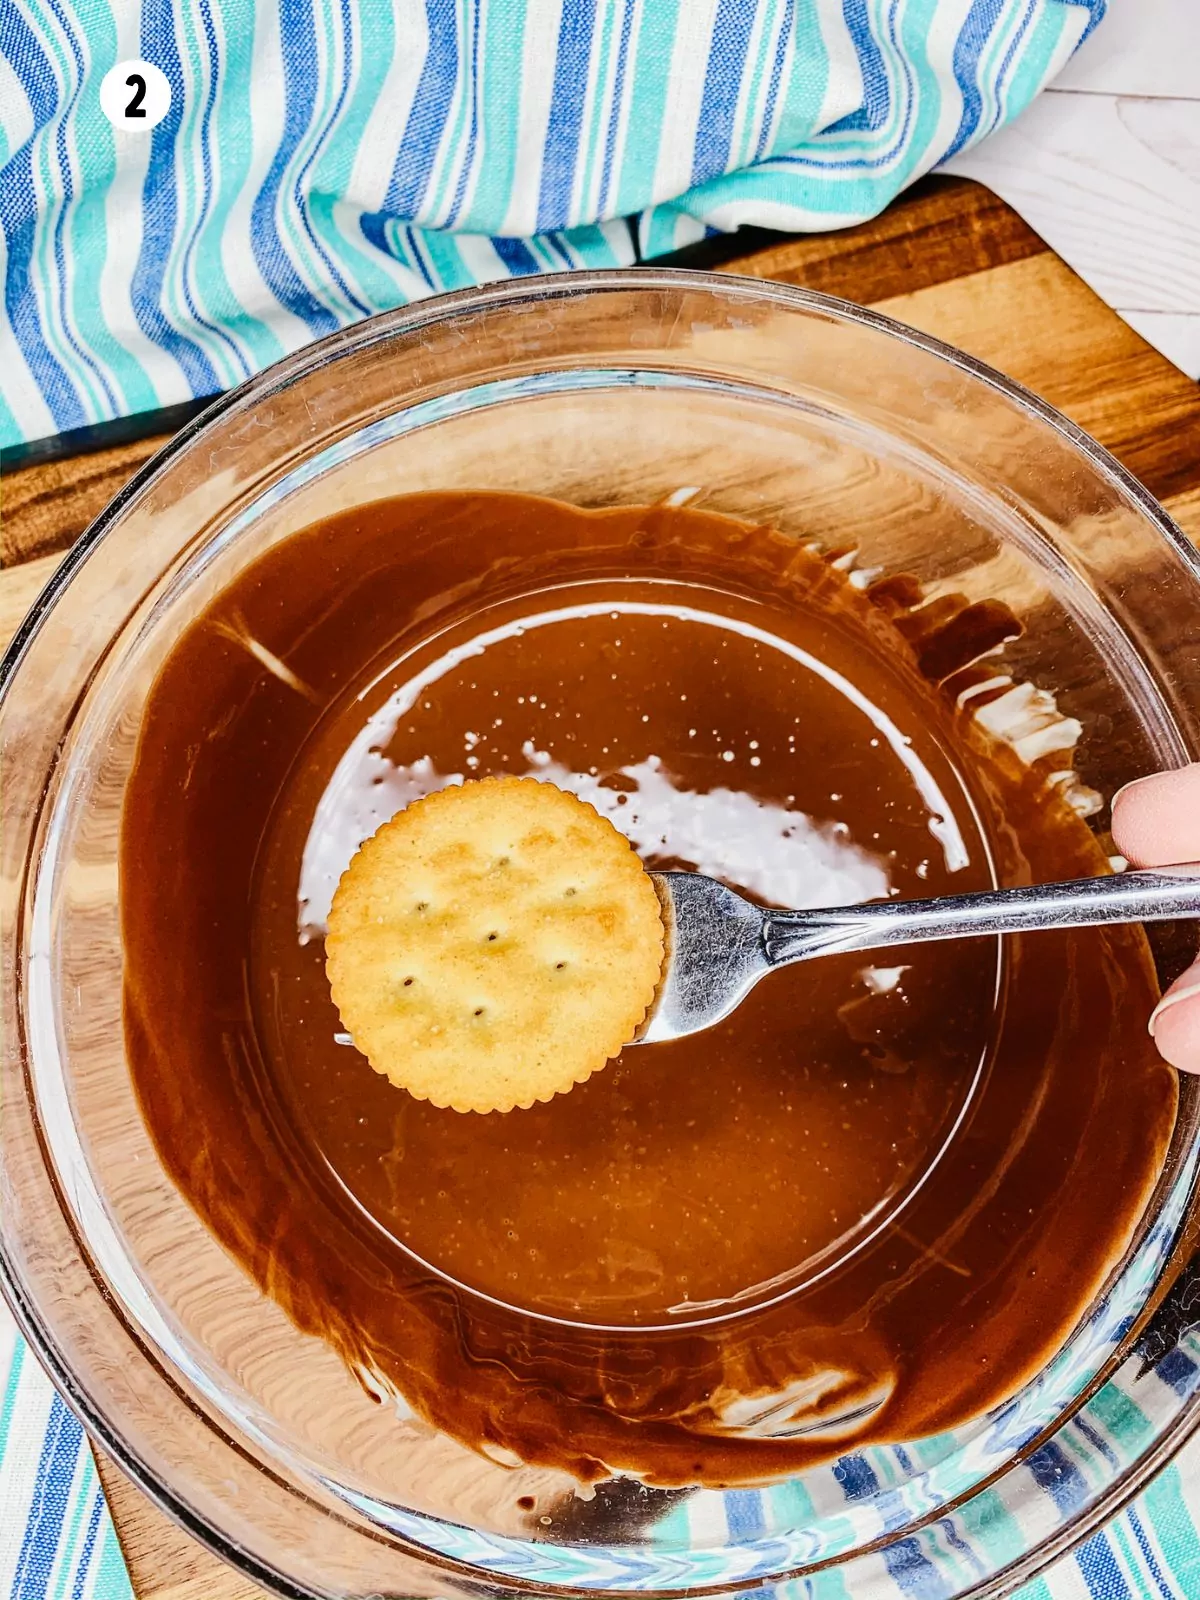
99, 60, 172, 131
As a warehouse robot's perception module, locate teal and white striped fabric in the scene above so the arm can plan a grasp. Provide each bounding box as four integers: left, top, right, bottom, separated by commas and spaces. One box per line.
0, 1307, 131, 1600
1, 0, 1102, 449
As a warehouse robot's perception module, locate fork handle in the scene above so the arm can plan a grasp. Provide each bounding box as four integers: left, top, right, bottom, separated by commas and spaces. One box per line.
763, 864, 1200, 966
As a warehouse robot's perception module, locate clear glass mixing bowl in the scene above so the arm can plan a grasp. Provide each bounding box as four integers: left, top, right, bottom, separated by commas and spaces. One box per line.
3, 271, 1200, 1600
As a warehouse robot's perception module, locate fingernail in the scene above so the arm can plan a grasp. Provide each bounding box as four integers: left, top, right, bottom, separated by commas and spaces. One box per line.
1149, 980, 1200, 1037
1112, 775, 1153, 811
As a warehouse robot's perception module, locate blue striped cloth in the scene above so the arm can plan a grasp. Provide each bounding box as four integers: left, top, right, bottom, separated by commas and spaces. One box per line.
12, 3, 1200, 1597
10, 1276, 1200, 1600
0, 1309, 131, 1599
0, 0, 1102, 448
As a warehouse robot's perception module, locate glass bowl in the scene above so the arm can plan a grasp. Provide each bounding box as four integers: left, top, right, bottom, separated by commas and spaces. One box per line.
3, 270, 1200, 1600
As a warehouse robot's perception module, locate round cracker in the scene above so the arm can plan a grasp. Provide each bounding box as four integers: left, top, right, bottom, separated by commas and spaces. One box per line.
325, 777, 665, 1113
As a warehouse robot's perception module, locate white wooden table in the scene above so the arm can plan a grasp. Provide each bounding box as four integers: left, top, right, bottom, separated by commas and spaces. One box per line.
947, 0, 1200, 378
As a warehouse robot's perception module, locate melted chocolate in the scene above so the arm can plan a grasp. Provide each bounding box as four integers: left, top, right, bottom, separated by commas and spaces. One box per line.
122, 492, 1176, 1486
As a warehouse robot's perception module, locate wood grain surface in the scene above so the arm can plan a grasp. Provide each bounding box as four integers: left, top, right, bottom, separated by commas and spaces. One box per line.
946, 0, 1200, 380
2, 175, 1199, 1600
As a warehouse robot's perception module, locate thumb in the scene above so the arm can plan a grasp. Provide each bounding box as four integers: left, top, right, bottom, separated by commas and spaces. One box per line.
1149, 963, 1200, 1074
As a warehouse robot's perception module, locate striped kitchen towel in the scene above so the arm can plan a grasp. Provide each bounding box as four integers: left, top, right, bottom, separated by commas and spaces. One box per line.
0, 0, 1103, 450
0, 1305, 131, 1599
12, 1262, 1200, 1600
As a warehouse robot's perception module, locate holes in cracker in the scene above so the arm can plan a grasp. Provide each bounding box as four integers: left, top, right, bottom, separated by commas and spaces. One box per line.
325, 776, 665, 1114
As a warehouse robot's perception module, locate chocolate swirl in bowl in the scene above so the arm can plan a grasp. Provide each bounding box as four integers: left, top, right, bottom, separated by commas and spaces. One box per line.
121, 491, 1176, 1487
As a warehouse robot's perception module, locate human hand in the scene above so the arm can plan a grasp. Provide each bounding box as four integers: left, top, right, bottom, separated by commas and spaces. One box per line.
1112, 766, 1200, 1072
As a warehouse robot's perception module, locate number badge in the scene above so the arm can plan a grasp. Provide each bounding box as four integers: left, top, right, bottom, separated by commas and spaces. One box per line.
99, 60, 172, 131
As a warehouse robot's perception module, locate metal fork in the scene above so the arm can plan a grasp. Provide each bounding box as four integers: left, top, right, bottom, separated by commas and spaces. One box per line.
636, 865, 1200, 1045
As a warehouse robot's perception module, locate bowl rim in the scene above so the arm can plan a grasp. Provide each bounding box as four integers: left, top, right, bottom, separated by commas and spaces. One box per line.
3, 266, 1199, 1600
4, 266, 1198, 696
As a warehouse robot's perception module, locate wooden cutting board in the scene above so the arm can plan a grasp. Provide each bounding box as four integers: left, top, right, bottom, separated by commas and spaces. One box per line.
3, 176, 1200, 1600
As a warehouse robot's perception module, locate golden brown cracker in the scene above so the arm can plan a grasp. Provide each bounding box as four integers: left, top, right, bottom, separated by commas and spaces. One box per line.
325, 777, 665, 1113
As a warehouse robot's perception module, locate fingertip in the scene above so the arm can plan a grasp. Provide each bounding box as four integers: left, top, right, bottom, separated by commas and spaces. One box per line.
1112, 765, 1200, 868
1111, 784, 1157, 868
1149, 968, 1200, 1074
